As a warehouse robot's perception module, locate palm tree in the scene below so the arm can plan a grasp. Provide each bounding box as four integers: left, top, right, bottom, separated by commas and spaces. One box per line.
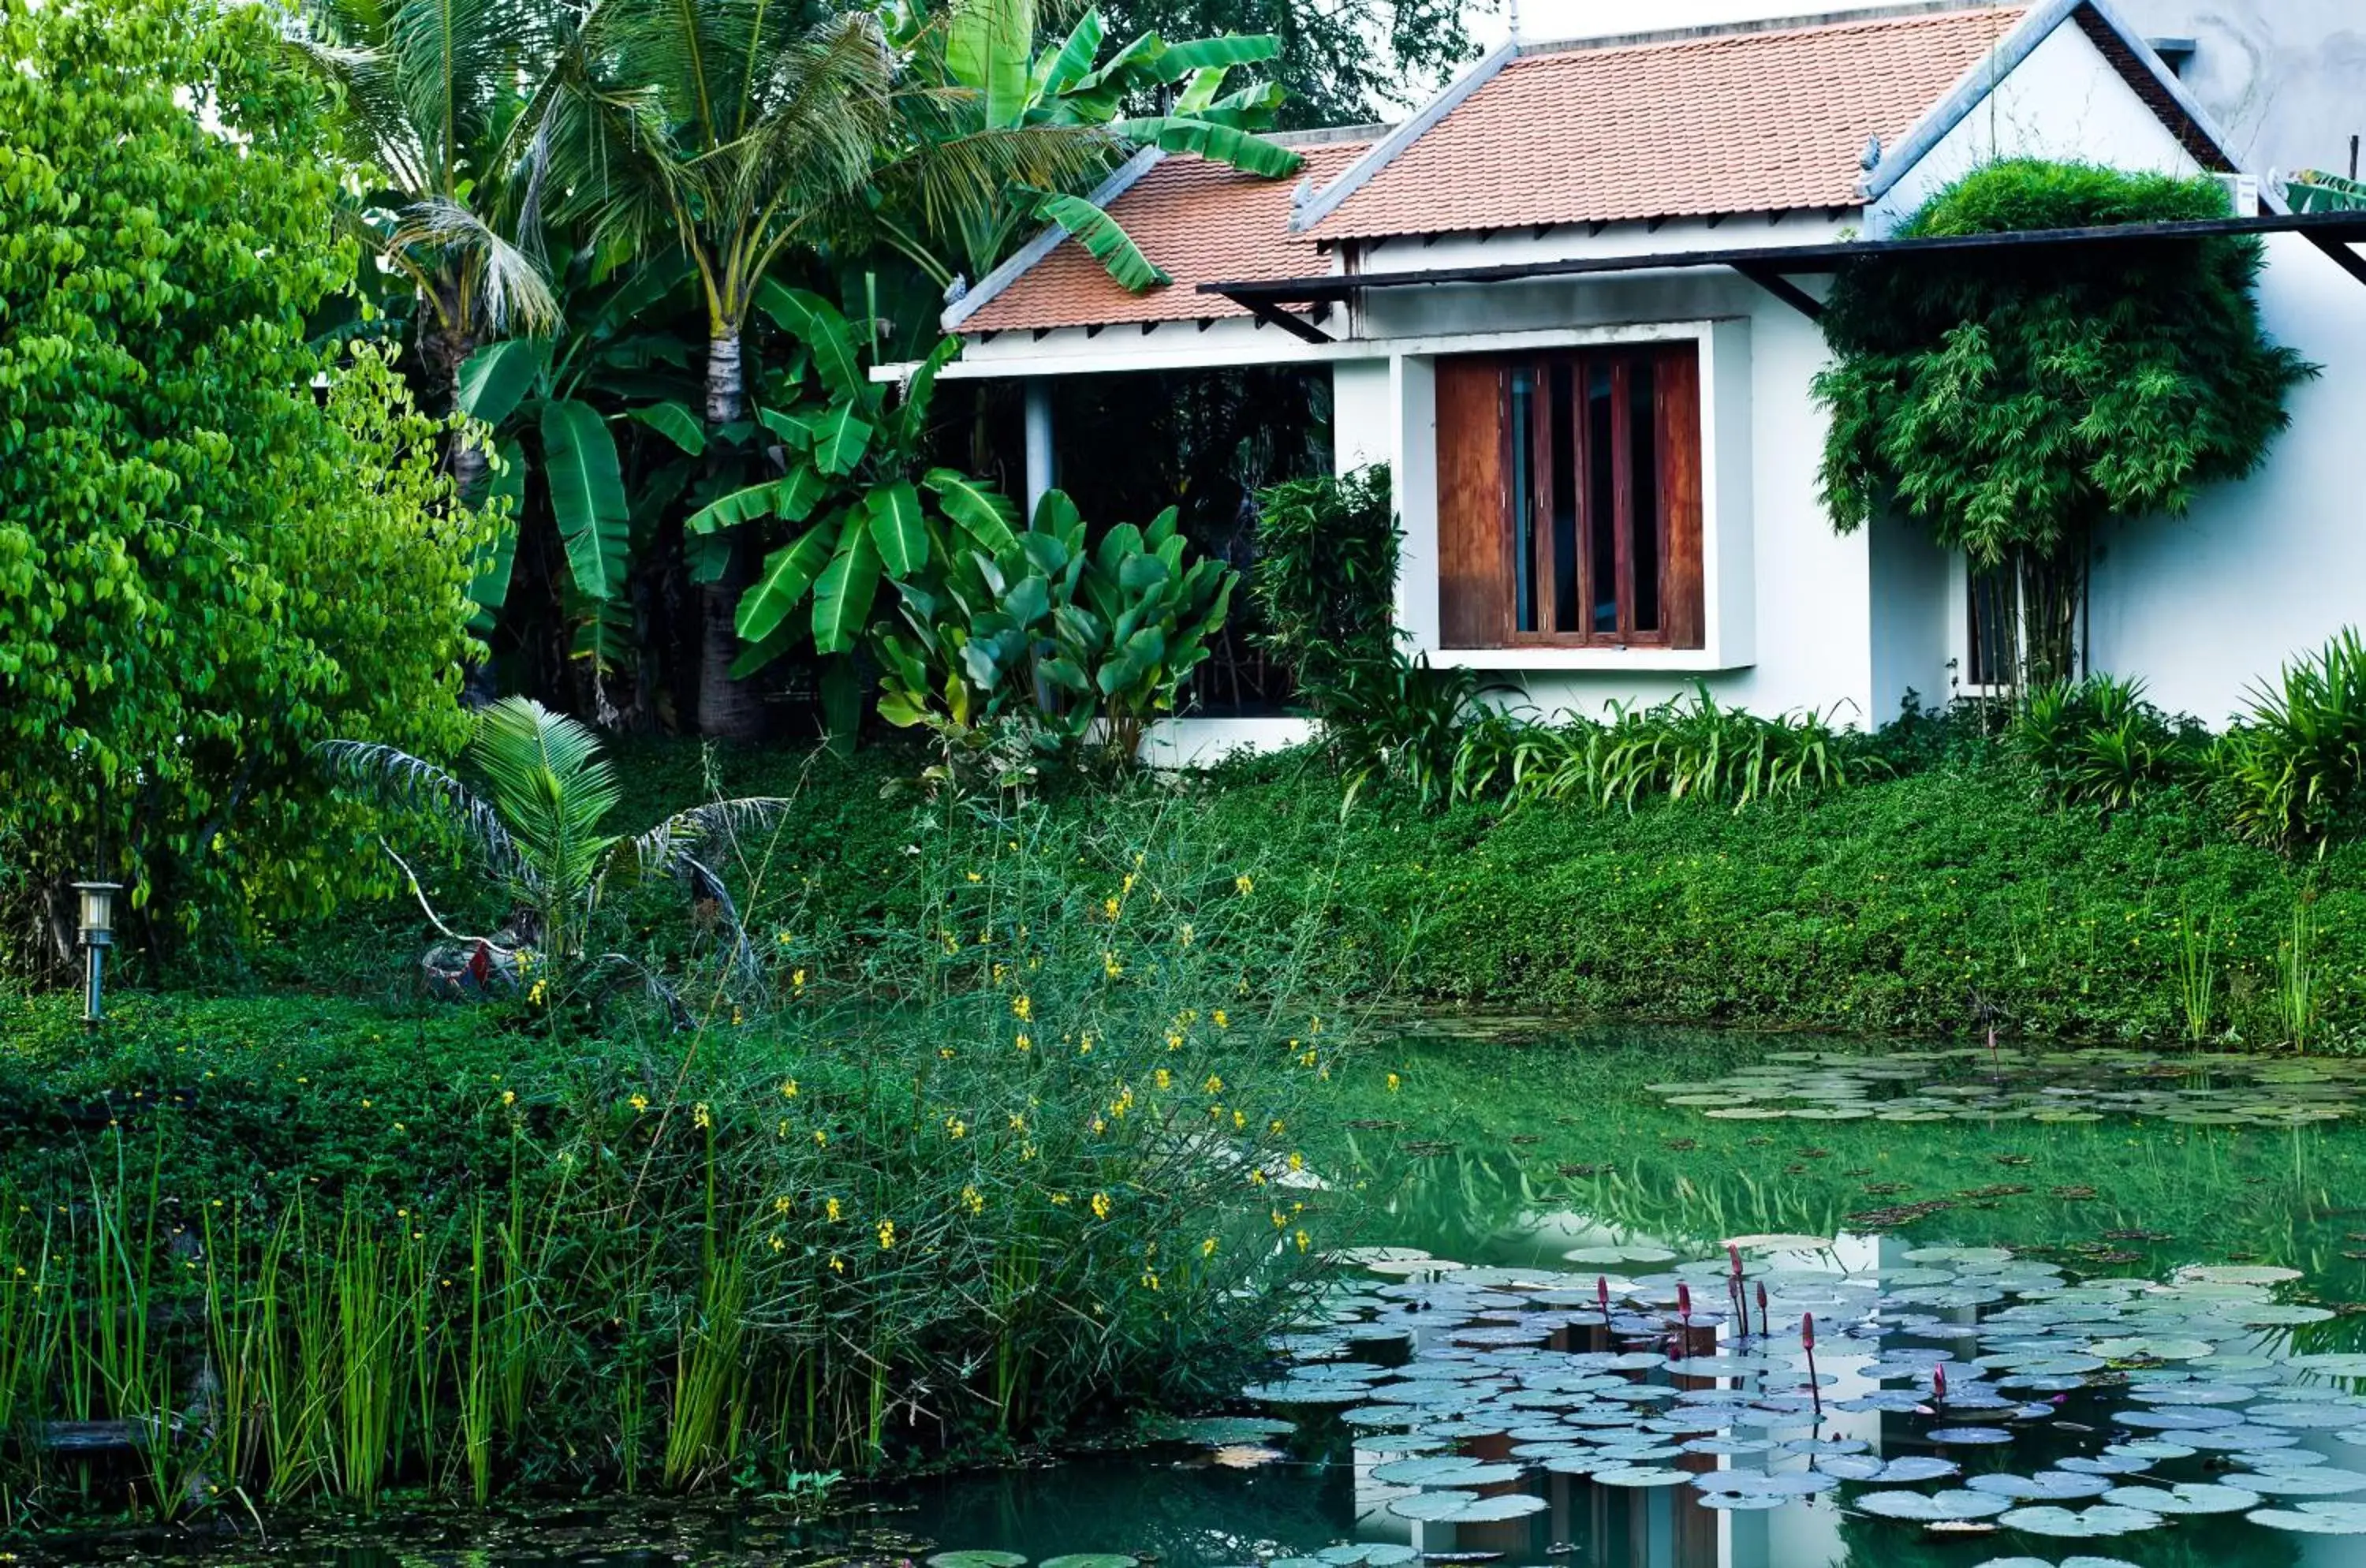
319, 697, 789, 1016
521, 0, 1127, 736
285, 0, 563, 499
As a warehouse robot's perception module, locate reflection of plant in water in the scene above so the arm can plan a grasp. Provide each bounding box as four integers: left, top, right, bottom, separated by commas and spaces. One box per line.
1327, 1030, 2366, 1285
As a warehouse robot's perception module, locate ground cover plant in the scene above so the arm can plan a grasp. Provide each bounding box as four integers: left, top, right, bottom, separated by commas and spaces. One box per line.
0, 787, 1361, 1523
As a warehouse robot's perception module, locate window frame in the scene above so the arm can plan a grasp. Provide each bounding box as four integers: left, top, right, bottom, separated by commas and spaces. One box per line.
1498, 347, 1682, 649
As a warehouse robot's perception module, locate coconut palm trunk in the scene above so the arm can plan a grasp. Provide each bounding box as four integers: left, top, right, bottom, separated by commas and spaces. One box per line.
697, 323, 766, 739
417, 274, 491, 503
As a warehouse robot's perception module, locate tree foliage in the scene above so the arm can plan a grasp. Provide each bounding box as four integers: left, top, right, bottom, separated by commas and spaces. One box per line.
1814, 159, 2315, 680
0, 0, 487, 962
1094, 0, 1470, 128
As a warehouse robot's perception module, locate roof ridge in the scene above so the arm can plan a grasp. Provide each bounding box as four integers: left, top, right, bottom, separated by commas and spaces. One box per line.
1269, 123, 1391, 147
1516, 1, 2023, 58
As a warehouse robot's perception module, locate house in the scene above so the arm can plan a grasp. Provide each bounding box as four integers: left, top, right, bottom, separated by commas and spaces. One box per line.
932, 0, 2366, 758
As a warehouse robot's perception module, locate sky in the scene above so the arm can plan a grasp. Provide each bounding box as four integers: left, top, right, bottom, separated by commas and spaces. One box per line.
1465, 0, 1908, 50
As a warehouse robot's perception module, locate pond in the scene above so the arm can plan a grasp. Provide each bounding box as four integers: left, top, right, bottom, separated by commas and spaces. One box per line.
49, 1028, 2366, 1568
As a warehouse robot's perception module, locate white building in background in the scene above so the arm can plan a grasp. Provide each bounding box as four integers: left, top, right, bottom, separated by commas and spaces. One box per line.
930, 0, 2366, 757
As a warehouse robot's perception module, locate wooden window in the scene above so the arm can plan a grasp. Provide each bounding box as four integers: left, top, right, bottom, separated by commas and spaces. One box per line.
1436, 343, 1704, 650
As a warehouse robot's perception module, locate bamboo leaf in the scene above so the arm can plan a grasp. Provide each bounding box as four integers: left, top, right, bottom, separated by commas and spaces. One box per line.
540, 400, 629, 600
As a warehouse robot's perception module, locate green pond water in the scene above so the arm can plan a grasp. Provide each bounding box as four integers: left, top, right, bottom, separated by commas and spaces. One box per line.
46, 1028, 2366, 1568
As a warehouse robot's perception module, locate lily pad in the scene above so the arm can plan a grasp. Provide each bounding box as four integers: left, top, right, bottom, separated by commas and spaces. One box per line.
2098, 1483, 2259, 1514
931, 1554, 1028, 1568
2247, 1501, 2366, 1534
1996, 1504, 2163, 1537
1856, 1488, 2012, 1521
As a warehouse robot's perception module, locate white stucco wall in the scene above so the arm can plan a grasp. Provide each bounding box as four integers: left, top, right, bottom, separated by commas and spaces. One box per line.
1868, 10, 2366, 724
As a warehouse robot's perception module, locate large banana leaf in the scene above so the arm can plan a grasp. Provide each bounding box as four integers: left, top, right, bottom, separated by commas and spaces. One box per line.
627, 400, 707, 454
865, 480, 929, 576
684, 465, 828, 533
457, 338, 549, 425
734, 524, 839, 644
812, 401, 875, 475
2289, 170, 2366, 213
755, 282, 864, 398
1029, 191, 1170, 291
924, 469, 1018, 551
1034, 7, 1103, 98
540, 399, 629, 601
811, 524, 883, 654
1124, 116, 1301, 177
466, 438, 526, 630
947, 0, 1038, 129
1146, 34, 1279, 79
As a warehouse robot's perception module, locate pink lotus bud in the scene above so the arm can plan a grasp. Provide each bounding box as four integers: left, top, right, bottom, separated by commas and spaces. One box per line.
1677, 1282, 1692, 1322
1801, 1312, 1816, 1351
1933, 1365, 1948, 1399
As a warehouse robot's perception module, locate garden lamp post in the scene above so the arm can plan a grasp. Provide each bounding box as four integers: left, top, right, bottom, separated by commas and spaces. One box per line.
72, 881, 121, 1025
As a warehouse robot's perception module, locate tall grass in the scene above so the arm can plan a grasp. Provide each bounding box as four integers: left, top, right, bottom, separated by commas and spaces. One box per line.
0, 786, 1358, 1523
2216, 629, 2366, 852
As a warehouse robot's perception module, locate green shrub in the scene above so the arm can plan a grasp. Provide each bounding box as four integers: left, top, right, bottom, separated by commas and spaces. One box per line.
875, 490, 1237, 769
2008, 674, 2201, 811
1506, 688, 1878, 813
1248, 464, 1399, 693
2213, 629, 2366, 852
0, 789, 1357, 1516
0, 0, 487, 974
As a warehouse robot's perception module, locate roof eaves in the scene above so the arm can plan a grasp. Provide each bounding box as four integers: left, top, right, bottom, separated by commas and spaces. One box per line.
941, 147, 1164, 334
1864, 0, 2248, 207
1288, 39, 1519, 236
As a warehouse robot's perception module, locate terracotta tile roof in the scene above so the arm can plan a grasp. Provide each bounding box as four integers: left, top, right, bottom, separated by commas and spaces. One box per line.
1301, 6, 2026, 243
956, 138, 1371, 334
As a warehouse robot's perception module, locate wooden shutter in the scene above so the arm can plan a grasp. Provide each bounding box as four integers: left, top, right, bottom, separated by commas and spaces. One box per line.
1435, 357, 1509, 648
1655, 343, 1705, 651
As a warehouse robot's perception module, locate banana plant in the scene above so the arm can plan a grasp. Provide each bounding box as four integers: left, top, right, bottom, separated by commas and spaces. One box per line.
2288, 170, 2366, 212
455, 253, 705, 661
684, 285, 1021, 670
880, 0, 1302, 293
875, 489, 1237, 760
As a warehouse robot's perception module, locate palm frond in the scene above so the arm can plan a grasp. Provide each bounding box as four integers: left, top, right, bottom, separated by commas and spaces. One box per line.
314, 737, 528, 887
467, 697, 622, 921
393, 196, 564, 333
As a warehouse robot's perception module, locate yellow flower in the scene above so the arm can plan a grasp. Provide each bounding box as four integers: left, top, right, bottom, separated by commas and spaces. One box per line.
1248, 1169, 1266, 1186
1015, 1032, 1032, 1052
501, 1089, 517, 1107
1386, 1073, 1401, 1093
1287, 1152, 1304, 1172
961, 1185, 984, 1215
1103, 897, 1121, 920
1203, 1073, 1224, 1094
1022, 1143, 1038, 1161
826, 1198, 843, 1222
731, 1006, 743, 1026
1233, 1110, 1246, 1130
1091, 1192, 1113, 1219
1235, 875, 1255, 895
1103, 952, 1122, 978
830, 1255, 845, 1273
629, 1094, 649, 1114
1294, 1229, 1310, 1253
774, 1196, 793, 1214
792, 969, 807, 990
814, 1128, 829, 1147
1178, 925, 1194, 948
692, 1102, 712, 1130
939, 1047, 956, 1060
775, 929, 793, 946
781, 1079, 800, 1099
1009, 1112, 1027, 1132
1122, 872, 1137, 895
1201, 1237, 1218, 1257
528, 979, 547, 1006
877, 1219, 897, 1250
1271, 1209, 1286, 1229
1213, 1009, 1229, 1029
1051, 1192, 1070, 1206
946, 1117, 967, 1139
1012, 995, 1033, 1021
1140, 1270, 1160, 1291
1269, 1118, 1286, 1137
1079, 1036, 1094, 1055
1154, 1069, 1172, 1092
1091, 1116, 1106, 1135
1166, 1032, 1183, 1050
966, 871, 982, 883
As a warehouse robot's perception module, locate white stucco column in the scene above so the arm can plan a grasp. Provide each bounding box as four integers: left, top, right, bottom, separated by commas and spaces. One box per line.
1023, 379, 1054, 519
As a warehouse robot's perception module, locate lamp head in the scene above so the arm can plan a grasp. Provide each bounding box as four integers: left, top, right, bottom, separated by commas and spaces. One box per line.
71, 882, 121, 946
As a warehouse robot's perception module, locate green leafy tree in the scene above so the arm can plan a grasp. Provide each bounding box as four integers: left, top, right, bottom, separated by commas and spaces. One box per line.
883, 0, 1302, 294
282, 0, 562, 496
1815, 159, 2315, 685
0, 0, 488, 965
1095, 0, 1469, 129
